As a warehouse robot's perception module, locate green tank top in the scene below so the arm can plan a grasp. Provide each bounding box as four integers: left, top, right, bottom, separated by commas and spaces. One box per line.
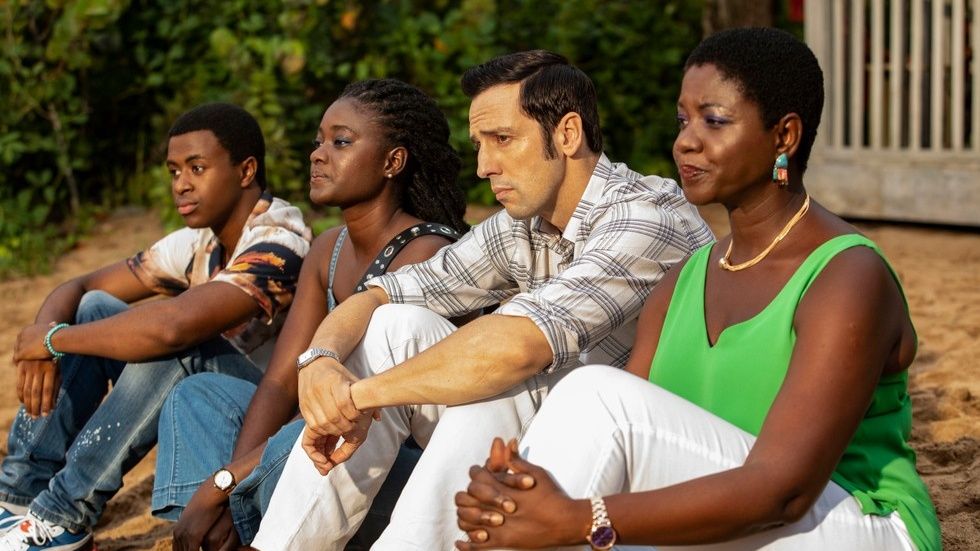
650, 234, 940, 551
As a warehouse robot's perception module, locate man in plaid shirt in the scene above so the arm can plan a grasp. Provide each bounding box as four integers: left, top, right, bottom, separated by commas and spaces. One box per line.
252, 50, 714, 550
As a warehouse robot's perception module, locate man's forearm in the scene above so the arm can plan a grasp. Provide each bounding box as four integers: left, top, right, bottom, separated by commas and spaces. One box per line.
350, 314, 553, 409
308, 287, 390, 360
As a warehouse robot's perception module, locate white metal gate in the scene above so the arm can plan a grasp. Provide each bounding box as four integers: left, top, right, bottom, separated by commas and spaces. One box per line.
805, 0, 979, 226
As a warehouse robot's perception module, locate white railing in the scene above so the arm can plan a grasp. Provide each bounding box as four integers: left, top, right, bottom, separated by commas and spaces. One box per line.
806, 0, 978, 155
804, 1, 979, 226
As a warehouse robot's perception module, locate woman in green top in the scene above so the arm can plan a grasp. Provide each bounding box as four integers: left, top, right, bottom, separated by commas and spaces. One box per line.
453, 28, 939, 551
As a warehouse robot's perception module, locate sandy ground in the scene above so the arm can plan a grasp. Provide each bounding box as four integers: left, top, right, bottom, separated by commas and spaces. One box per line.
0, 205, 977, 550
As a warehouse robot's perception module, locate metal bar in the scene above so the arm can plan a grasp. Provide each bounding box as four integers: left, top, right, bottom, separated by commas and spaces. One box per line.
951, 0, 965, 149
851, 0, 867, 148
910, 0, 924, 149
890, 0, 905, 148
972, 0, 980, 150
931, 0, 945, 150
871, 0, 885, 148
805, 0, 831, 148
833, 0, 847, 148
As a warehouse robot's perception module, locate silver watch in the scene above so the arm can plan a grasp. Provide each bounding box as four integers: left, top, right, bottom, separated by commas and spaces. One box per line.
296, 347, 341, 370
212, 468, 237, 493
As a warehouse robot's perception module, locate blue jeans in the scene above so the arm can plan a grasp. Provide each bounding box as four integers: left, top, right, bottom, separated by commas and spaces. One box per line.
153, 372, 420, 547
0, 291, 263, 532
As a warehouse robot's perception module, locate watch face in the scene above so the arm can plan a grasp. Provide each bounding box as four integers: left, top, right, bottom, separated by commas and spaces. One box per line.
214, 469, 234, 490
590, 526, 616, 548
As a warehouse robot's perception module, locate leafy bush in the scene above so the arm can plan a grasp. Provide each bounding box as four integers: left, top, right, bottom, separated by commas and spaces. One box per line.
0, 0, 702, 278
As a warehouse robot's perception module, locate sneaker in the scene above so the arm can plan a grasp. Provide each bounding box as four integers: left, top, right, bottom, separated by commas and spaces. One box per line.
0, 513, 90, 551
0, 506, 27, 533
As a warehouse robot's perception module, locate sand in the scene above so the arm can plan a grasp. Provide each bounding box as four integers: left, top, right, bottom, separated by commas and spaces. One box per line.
0, 205, 977, 550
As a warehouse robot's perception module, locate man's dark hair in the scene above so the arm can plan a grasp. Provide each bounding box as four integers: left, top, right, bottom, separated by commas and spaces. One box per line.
461, 50, 603, 157
685, 27, 824, 172
168, 102, 267, 189
341, 79, 468, 233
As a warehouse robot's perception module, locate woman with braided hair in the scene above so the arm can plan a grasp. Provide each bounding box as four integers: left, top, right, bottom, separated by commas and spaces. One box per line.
340, 78, 469, 235
151, 79, 469, 551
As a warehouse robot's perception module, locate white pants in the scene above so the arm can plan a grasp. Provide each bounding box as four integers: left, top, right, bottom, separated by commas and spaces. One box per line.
486, 365, 917, 551
252, 305, 569, 551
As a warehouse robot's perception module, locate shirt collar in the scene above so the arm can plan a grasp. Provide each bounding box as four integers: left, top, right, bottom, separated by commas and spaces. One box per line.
245, 192, 274, 226
552, 153, 611, 243
207, 192, 274, 270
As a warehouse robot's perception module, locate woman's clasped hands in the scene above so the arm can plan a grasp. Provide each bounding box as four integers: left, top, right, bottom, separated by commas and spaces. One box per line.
454, 437, 591, 550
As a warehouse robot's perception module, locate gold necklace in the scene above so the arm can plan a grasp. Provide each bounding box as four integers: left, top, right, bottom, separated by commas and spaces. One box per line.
719, 194, 810, 271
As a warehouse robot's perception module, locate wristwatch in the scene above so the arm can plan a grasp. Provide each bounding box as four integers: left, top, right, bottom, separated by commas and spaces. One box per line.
586, 496, 617, 550
212, 468, 237, 494
296, 347, 341, 370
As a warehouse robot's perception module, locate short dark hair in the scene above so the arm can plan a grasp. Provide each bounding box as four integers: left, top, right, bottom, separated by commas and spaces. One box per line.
168, 102, 267, 189
461, 49, 603, 157
340, 79, 468, 233
685, 27, 824, 172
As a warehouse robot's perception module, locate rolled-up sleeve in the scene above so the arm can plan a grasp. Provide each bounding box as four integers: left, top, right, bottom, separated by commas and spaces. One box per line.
127, 228, 197, 296
211, 238, 306, 324
496, 199, 700, 371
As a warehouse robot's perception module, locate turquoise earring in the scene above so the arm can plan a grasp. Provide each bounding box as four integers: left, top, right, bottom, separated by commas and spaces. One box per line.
772, 153, 789, 187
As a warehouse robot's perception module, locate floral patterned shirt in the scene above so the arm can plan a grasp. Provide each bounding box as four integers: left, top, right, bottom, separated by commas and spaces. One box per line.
127, 193, 312, 362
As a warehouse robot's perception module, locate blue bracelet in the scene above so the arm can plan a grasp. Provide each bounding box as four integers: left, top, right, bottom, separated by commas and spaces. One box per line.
44, 323, 70, 360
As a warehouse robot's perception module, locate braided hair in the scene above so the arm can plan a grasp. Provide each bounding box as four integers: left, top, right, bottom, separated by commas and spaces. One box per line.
340, 79, 469, 233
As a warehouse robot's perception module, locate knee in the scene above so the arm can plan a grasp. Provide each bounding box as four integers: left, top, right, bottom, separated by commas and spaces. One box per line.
162, 373, 223, 420
365, 304, 453, 344
170, 373, 236, 405
549, 365, 625, 403
559, 364, 620, 390
76, 290, 127, 324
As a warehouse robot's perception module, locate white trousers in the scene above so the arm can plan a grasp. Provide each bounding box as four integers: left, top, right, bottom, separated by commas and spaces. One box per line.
252, 305, 569, 551
491, 365, 917, 551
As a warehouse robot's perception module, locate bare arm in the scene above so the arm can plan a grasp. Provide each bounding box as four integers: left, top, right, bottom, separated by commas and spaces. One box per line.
298, 297, 551, 475
351, 313, 552, 409
18, 280, 261, 363
235, 232, 455, 458
623, 257, 688, 379
295, 286, 390, 438
15, 261, 156, 416
33, 260, 156, 325
230, 233, 334, 461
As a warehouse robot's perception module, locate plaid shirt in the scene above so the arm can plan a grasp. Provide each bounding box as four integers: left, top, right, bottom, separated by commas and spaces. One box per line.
370, 154, 714, 371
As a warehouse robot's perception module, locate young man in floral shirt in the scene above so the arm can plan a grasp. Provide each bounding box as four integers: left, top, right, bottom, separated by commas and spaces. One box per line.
0, 103, 311, 551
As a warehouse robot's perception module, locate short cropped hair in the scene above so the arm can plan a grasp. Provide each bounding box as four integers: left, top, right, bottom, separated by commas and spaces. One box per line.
461, 50, 603, 157
685, 27, 824, 172
168, 102, 267, 189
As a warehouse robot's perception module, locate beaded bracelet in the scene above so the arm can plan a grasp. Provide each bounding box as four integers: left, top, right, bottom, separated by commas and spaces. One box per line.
44, 323, 70, 360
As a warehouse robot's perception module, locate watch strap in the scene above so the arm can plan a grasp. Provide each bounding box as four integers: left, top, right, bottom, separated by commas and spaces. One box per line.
297, 347, 341, 370
586, 496, 617, 550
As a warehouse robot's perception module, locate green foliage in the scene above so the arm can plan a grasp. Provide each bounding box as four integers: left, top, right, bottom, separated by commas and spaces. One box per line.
1, 0, 703, 278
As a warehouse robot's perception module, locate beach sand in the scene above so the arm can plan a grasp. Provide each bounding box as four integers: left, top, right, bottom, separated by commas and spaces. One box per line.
0, 205, 977, 550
